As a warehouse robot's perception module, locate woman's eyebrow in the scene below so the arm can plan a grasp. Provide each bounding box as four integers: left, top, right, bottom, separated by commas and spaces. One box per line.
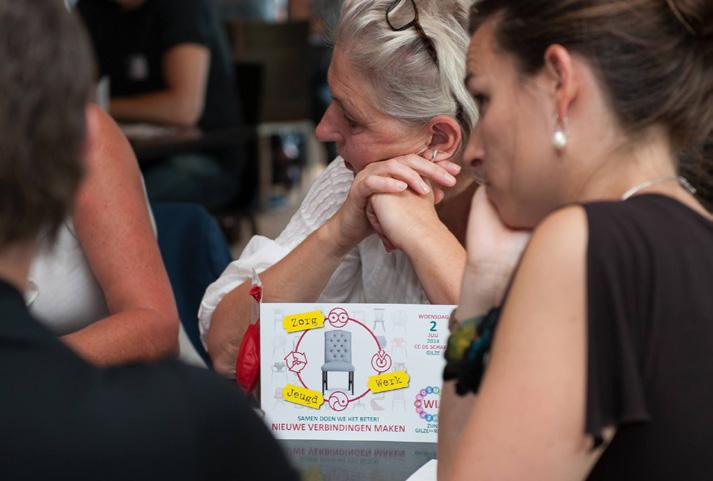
333, 96, 363, 120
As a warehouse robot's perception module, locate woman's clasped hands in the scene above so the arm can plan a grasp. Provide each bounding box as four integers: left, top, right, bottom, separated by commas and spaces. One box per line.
327, 152, 461, 253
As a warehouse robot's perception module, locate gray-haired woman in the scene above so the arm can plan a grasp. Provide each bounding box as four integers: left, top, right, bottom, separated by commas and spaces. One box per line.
200, 0, 478, 377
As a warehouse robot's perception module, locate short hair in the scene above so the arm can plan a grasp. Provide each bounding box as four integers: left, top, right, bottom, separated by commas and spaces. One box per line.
469, 0, 713, 195
0, 0, 93, 249
334, 0, 478, 151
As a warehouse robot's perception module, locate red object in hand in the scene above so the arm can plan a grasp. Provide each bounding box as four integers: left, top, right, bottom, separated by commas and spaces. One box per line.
235, 323, 260, 392
235, 284, 263, 392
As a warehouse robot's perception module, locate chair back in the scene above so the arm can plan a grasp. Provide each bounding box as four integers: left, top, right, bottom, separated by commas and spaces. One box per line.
153, 202, 233, 366
324, 330, 352, 364
226, 20, 310, 123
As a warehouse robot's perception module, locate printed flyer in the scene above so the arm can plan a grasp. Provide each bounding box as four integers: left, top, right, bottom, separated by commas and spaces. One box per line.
260, 303, 454, 443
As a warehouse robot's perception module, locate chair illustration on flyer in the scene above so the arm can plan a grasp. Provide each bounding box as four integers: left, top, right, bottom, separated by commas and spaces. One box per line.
261, 303, 454, 443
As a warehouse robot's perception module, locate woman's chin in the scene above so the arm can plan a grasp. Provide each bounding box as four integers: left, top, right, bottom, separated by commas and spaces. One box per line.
502, 206, 540, 231
486, 192, 532, 230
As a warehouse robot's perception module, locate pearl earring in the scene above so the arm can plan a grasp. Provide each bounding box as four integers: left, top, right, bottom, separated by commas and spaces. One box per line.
553, 117, 568, 151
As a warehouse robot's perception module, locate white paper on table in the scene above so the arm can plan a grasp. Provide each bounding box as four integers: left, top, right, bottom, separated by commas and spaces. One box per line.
406, 459, 438, 481
260, 303, 454, 443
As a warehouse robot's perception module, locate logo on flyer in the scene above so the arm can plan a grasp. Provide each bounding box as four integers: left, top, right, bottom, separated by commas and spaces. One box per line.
414, 385, 440, 423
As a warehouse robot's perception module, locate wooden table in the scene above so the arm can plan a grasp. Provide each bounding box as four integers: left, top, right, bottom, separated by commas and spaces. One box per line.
122, 123, 249, 164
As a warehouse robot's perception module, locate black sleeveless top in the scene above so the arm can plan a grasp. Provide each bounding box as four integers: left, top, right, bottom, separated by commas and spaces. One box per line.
584, 194, 713, 479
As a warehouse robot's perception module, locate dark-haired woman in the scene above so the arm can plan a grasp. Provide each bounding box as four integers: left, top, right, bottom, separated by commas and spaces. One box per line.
438, 1, 713, 480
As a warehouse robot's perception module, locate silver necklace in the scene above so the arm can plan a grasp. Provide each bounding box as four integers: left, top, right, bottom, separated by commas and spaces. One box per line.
621, 175, 696, 200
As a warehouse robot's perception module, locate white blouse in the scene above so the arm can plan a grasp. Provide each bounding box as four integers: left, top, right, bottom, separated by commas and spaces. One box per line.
27, 219, 108, 335
26, 197, 206, 367
198, 158, 429, 348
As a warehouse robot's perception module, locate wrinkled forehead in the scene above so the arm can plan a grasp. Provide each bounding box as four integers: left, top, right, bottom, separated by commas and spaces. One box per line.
327, 47, 359, 97
327, 47, 379, 111
466, 19, 499, 81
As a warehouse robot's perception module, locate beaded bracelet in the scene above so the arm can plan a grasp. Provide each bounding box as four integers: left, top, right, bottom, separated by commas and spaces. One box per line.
442, 306, 501, 396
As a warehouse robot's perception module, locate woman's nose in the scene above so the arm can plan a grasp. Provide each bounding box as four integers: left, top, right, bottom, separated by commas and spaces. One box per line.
463, 126, 484, 166
315, 103, 343, 144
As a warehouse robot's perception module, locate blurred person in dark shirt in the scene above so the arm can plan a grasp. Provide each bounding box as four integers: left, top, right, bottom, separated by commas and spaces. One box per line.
77, 0, 244, 210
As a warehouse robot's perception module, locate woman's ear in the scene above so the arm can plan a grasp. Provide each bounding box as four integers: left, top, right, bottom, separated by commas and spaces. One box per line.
543, 44, 578, 120
426, 115, 462, 161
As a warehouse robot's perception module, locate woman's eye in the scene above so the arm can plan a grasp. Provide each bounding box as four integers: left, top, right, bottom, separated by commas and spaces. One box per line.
344, 115, 359, 129
473, 94, 488, 112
